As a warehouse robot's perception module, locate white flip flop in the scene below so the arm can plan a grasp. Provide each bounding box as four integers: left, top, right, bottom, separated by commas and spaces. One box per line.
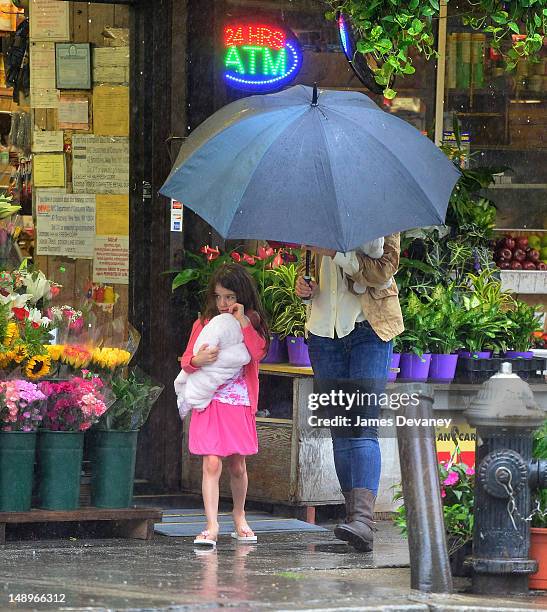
193, 530, 217, 547
231, 529, 257, 543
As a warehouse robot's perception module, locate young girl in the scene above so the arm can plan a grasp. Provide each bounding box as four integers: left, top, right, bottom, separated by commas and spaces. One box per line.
180, 263, 269, 547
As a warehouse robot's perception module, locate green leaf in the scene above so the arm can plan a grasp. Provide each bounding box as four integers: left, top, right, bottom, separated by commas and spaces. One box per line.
421, 6, 434, 17
384, 88, 397, 100
172, 269, 200, 291
491, 11, 509, 25
429, 0, 440, 10
324, 11, 335, 21
357, 40, 376, 54
508, 21, 520, 34
409, 0, 419, 9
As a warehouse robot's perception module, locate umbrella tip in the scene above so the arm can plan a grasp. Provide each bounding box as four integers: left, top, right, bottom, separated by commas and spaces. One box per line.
311, 83, 318, 106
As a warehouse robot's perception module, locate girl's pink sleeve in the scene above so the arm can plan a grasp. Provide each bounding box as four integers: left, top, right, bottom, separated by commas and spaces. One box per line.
242, 324, 267, 362
180, 319, 203, 374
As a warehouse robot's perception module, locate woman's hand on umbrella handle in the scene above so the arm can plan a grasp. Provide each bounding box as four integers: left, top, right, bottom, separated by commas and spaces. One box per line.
302, 245, 337, 258
295, 276, 318, 299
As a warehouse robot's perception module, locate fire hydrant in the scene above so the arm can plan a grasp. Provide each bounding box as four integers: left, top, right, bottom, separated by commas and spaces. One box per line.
465, 362, 547, 595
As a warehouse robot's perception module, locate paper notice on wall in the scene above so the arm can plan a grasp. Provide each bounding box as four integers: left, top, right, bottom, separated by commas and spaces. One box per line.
93, 47, 129, 84
93, 235, 129, 284
30, 88, 59, 109
72, 135, 129, 194
33, 153, 66, 187
29, 0, 70, 41
92, 85, 129, 136
32, 130, 64, 153
30, 42, 56, 90
36, 192, 96, 258
96, 194, 129, 236
58, 96, 89, 130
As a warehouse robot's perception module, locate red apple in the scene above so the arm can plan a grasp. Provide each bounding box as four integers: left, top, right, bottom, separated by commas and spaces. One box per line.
516, 237, 529, 250
527, 248, 540, 262
504, 237, 516, 250
523, 261, 537, 270
510, 261, 523, 269
513, 248, 527, 262
499, 261, 511, 269
537, 262, 547, 271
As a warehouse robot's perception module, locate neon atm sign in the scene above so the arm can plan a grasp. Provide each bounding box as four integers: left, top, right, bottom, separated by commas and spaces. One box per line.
223, 23, 302, 92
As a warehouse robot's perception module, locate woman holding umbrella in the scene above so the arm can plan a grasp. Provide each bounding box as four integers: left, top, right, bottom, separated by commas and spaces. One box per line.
295, 234, 403, 553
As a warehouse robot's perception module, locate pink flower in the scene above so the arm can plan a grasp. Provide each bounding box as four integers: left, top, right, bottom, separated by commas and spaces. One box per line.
231, 252, 241, 263
441, 488, 446, 498
465, 467, 475, 476
443, 471, 459, 486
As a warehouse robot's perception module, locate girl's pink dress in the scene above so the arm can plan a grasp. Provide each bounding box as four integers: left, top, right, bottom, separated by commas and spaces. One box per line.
180, 318, 266, 457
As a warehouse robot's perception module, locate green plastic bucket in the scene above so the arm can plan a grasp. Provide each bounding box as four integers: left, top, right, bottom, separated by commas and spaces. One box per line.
90, 430, 138, 508
0, 431, 37, 512
38, 430, 84, 510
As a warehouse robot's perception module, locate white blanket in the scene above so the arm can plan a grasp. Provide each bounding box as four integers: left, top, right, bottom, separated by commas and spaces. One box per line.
174, 313, 250, 420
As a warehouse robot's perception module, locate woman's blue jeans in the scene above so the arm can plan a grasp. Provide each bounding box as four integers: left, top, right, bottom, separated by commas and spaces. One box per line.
307, 322, 392, 495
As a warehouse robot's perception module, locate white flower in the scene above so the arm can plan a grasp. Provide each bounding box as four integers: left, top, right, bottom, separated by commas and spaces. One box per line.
0, 293, 33, 308
28, 308, 51, 327
21, 271, 52, 303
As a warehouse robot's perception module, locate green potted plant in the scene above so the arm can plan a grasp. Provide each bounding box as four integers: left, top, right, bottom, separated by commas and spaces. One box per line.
504, 299, 543, 359
426, 283, 465, 382
398, 292, 433, 381
394, 459, 475, 577
530, 420, 547, 590
264, 263, 309, 367
89, 368, 164, 508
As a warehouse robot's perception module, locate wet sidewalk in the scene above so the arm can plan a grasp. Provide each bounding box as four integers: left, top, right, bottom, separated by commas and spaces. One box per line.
1, 518, 546, 611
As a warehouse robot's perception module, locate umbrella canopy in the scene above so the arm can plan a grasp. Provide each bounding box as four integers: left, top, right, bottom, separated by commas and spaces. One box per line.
160, 85, 460, 252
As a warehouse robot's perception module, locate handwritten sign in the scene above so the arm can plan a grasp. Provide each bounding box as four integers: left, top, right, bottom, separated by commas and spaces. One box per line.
93, 235, 129, 284
36, 192, 95, 258
72, 135, 129, 194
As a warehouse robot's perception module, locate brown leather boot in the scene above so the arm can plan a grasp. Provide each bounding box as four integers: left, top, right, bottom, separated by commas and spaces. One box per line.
334, 491, 353, 541
333, 488, 375, 552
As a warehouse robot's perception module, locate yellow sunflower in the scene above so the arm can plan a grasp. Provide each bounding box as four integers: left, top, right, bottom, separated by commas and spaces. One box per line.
10, 343, 28, 364
25, 354, 51, 379
4, 322, 18, 346
0, 349, 11, 368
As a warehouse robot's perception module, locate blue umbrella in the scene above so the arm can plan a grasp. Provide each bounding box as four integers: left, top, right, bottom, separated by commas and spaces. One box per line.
160, 85, 460, 252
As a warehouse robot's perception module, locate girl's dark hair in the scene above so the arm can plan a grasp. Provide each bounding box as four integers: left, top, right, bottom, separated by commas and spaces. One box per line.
201, 263, 270, 350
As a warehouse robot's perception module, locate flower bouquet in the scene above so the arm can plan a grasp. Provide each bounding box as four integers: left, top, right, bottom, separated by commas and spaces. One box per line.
0, 379, 47, 511
0, 379, 46, 431
39, 374, 109, 432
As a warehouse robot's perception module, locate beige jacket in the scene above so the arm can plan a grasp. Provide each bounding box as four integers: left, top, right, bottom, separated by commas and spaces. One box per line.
300, 234, 404, 342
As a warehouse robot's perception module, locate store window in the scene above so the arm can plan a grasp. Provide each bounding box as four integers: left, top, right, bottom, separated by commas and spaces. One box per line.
443, 9, 547, 230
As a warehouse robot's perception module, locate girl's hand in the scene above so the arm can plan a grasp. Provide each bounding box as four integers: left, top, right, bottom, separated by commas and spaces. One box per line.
229, 303, 250, 328
191, 343, 219, 367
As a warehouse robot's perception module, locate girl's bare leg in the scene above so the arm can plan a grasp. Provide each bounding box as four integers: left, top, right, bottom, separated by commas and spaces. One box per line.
196, 455, 222, 541
227, 454, 254, 536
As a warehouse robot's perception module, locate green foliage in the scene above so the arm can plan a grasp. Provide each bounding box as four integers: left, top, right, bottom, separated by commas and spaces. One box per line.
425, 283, 466, 354
325, 1, 545, 97
399, 291, 435, 355
264, 264, 307, 339
505, 300, 543, 352
393, 460, 475, 555
532, 420, 547, 528
96, 368, 164, 431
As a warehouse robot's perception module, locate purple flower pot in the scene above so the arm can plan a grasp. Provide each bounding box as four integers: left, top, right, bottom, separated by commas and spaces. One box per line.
399, 353, 431, 381
429, 353, 459, 383
503, 350, 534, 359
388, 353, 401, 382
287, 336, 311, 367
261, 334, 288, 364
458, 350, 492, 359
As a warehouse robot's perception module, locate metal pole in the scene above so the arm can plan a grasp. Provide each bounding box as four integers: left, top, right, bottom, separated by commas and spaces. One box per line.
396, 383, 453, 593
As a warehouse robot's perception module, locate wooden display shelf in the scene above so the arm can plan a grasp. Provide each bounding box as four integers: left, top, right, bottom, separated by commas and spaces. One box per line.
0, 507, 163, 544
